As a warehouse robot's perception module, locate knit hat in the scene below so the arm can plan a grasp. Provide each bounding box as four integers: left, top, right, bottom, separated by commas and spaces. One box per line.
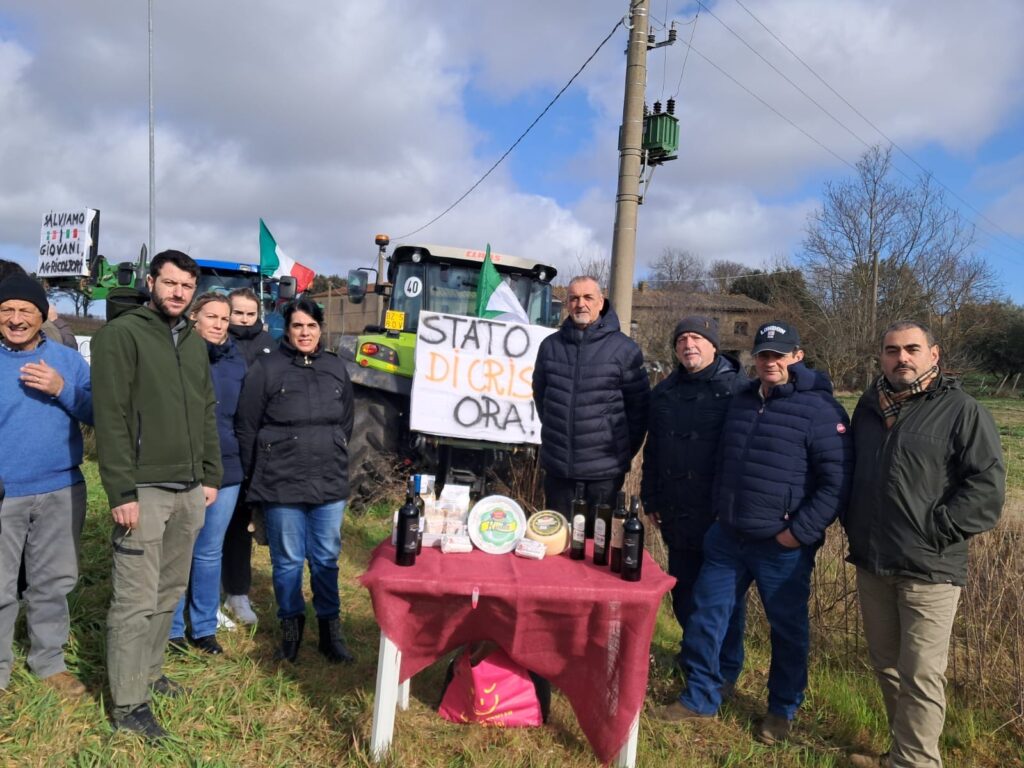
0, 274, 49, 318
672, 315, 719, 349
752, 320, 800, 355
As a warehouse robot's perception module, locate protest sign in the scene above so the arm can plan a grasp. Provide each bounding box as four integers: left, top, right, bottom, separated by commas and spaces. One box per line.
411, 311, 554, 445
37, 208, 99, 278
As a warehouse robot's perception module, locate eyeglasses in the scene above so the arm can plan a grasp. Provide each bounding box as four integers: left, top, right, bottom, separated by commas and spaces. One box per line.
0, 307, 41, 320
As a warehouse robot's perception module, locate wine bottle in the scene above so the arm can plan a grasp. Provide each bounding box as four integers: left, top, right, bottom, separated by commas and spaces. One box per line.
621, 495, 645, 582
413, 475, 424, 554
592, 491, 612, 566
609, 491, 627, 573
570, 482, 587, 561
395, 479, 420, 567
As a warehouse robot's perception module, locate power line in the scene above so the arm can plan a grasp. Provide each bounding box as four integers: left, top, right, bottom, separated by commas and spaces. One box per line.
728, 0, 1024, 261
671, 8, 700, 100
677, 36, 857, 171
394, 5, 635, 241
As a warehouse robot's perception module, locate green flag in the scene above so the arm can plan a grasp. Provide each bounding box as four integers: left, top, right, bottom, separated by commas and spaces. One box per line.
475, 244, 531, 323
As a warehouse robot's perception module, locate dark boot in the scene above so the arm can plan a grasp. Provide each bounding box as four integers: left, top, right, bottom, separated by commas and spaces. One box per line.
275, 615, 305, 662
318, 617, 354, 664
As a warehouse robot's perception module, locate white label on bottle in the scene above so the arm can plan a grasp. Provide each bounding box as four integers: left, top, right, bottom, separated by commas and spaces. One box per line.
572, 515, 586, 543
594, 519, 607, 548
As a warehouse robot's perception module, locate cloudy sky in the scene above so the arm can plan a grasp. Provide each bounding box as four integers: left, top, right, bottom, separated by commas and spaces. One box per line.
2, 0, 1023, 303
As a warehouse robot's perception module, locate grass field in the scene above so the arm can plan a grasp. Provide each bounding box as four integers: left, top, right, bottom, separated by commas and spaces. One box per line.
2, 398, 1023, 766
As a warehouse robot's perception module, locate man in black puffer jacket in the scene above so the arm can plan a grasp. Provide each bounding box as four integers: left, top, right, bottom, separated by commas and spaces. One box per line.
656, 321, 852, 747
533, 276, 649, 516
641, 316, 748, 674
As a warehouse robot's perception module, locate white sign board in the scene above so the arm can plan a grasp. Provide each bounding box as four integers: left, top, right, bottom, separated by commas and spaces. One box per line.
411, 311, 555, 445
37, 208, 99, 278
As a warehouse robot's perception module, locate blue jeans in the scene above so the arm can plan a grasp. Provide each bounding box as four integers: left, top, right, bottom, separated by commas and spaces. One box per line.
264, 501, 345, 621
667, 544, 746, 681
171, 484, 241, 640
679, 522, 816, 719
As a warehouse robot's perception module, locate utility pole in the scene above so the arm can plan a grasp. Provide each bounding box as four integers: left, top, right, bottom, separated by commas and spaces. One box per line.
608, 0, 649, 331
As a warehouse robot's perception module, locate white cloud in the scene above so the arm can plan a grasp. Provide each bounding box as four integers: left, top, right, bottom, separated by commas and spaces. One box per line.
0, 0, 1022, 299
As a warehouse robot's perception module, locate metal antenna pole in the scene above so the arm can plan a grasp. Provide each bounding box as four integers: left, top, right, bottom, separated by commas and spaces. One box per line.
148, 0, 155, 258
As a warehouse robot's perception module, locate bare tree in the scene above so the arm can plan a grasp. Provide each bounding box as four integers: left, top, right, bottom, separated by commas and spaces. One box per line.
569, 251, 611, 292
705, 260, 750, 293
646, 247, 705, 291
799, 145, 998, 388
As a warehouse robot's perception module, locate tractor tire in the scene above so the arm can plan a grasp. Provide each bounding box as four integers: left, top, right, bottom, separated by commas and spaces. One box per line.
348, 386, 403, 512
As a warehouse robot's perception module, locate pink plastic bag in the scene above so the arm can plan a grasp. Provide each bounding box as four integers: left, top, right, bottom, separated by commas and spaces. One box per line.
438, 646, 543, 727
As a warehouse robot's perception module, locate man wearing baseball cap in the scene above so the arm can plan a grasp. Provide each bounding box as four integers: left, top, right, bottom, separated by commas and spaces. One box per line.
642, 316, 747, 677
0, 274, 93, 699
656, 320, 852, 747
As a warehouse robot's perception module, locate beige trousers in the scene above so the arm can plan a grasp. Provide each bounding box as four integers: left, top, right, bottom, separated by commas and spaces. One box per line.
106, 485, 205, 714
856, 568, 961, 768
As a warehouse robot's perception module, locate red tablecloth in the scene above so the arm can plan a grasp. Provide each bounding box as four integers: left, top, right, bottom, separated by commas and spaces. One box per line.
360, 541, 674, 764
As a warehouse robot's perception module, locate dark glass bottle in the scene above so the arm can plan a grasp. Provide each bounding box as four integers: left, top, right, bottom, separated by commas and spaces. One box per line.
570, 482, 587, 560
621, 495, 645, 582
395, 479, 420, 567
592, 491, 612, 566
609, 491, 627, 573
413, 475, 424, 554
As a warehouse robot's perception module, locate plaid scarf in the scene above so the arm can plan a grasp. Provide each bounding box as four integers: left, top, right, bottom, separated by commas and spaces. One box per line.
876, 365, 938, 429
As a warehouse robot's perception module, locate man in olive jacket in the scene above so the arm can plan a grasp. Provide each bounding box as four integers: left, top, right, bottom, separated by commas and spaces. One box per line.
844, 321, 1004, 768
92, 250, 222, 741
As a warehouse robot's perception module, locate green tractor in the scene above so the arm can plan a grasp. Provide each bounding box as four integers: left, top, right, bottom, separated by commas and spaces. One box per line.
341, 235, 560, 503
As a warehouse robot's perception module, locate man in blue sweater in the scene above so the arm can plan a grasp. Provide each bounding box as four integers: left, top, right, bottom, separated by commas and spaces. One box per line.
0, 274, 92, 698
655, 321, 853, 745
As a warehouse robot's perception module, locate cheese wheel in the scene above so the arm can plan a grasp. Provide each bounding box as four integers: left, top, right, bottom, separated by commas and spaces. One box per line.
525, 510, 570, 556
468, 495, 527, 555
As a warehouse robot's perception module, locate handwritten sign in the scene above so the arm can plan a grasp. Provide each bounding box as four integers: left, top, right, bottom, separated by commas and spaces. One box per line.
411, 311, 555, 445
37, 208, 100, 278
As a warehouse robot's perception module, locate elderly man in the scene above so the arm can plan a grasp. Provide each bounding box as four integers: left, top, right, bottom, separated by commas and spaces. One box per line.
532, 276, 649, 516
656, 320, 852, 746
641, 316, 747, 674
92, 250, 222, 740
0, 274, 92, 698
845, 321, 1004, 768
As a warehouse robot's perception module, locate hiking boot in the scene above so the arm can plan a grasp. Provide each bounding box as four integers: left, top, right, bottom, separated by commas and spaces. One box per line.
849, 752, 890, 767
41, 671, 86, 700
216, 608, 237, 631
190, 635, 224, 655
276, 615, 305, 662
168, 636, 189, 655
113, 703, 168, 741
754, 712, 791, 744
149, 675, 187, 698
317, 617, 354, 664
223, 594, 258, 625
650, 700, 715, 722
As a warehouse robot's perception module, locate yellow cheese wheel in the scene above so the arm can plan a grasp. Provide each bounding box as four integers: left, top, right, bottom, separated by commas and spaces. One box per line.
525, 510, 570, 556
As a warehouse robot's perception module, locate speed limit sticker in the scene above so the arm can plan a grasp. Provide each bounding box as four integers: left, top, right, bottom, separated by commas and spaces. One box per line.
404, 276, 422, 297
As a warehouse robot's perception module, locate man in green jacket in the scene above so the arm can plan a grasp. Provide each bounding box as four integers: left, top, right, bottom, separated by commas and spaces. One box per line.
844, 321, 1005, 768
92, 250, 222, 740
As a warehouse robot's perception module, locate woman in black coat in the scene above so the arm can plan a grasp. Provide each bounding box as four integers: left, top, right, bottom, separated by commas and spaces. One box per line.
235, 298, 355, 663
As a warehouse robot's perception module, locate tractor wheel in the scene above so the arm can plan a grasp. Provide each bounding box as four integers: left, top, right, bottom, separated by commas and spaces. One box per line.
348, 387, 403, 512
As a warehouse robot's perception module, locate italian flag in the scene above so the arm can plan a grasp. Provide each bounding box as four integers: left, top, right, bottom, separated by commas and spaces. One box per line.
259, 218, 315, 293
475, 244, 530, 324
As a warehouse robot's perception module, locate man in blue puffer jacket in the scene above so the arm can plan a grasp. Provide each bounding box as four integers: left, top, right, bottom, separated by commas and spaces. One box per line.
533, 276, 649, 515
655, 320, 853, 746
